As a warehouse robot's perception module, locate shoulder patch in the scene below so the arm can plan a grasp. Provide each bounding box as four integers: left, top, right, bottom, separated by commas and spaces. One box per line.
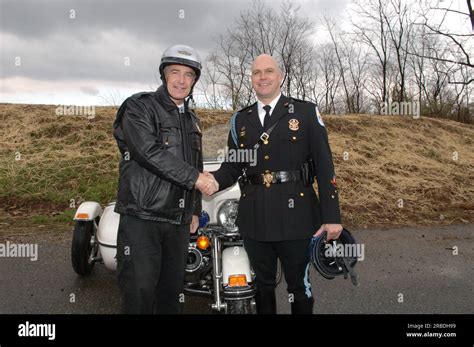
230, 112, 240, 147
315, 106, 325, 127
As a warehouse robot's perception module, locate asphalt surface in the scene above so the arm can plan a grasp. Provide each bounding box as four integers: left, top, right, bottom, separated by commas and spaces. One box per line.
0, 223, 473, 314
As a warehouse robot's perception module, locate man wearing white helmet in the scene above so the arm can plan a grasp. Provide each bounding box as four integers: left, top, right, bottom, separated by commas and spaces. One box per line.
113, 44, 218, 314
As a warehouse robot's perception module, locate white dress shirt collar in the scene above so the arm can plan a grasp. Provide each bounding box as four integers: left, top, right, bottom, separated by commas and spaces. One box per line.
257, 93, 282, 126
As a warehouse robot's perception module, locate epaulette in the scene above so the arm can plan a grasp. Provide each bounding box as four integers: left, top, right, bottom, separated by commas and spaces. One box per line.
288, 97, 313, 105
237, 102, 257, 114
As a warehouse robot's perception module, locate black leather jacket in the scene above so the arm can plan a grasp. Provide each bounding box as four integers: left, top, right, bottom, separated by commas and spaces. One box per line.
113, 86, 202, 225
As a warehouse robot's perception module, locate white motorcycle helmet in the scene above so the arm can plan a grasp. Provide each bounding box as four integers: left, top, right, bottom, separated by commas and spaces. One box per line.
159, 44, 202, 107
159, 44, 202, 83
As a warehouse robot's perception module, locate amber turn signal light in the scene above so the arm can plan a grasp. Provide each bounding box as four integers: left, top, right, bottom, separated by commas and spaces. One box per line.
197, 236, 210, 250
228, 274, 247, 287
75, 213, 89, 219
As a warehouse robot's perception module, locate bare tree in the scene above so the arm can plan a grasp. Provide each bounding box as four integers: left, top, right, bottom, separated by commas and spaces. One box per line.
98, 89, 127, 107
351, 0, 391, 105
202, 0, 471, 123
208, 0, 314, 109
346, 41, 370, 113
469, 0, 474, 30
316, 44, 341, 114
381, 0, 414, 102
323, 15, 355, 113
292, 42, 317, 101
209, 35, 251, 110
277, 2, 314, 98
409, 23, 429, 109
411, 0, 474, 84
451, 64, 471, 122
198, 58, 227, 110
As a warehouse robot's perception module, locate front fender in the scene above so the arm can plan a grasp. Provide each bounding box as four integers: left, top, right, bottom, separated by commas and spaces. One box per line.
221, 246, 252, 286
96, 203, 119, 271
74, 201, 102, 221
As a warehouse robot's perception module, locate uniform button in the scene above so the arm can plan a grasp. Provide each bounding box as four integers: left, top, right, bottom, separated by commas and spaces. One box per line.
300, 192, 304, 197
331, 195, 335, 199
165, 141, 169, 145
335, 190, 338, 193
292, 136, 297, 141
242, 193, 246, 198
264, 155, 269, 160
240, 143, 244, 148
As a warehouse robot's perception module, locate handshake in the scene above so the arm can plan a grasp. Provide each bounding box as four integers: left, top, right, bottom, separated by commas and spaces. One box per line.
195, 171, 219, 196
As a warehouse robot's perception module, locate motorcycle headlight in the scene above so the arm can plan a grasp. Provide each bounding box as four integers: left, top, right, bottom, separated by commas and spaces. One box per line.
217, 199, 239, 233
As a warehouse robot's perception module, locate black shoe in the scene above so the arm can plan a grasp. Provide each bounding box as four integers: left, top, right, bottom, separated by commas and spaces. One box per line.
256, 288, 277, 314
291, 297, 314, 314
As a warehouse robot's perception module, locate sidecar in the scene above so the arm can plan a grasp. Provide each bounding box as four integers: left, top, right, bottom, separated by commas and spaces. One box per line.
71, 160, 242, 275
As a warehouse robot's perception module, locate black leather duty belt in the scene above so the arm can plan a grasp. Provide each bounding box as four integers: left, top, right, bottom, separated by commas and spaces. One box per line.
244, 170, 302, 188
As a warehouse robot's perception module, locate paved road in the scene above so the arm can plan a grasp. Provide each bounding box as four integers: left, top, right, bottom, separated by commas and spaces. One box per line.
0, 223, 472, 314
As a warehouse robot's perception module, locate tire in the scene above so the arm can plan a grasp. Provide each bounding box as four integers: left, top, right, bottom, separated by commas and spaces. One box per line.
226, 298, 256, 314
71, 221, 98, 275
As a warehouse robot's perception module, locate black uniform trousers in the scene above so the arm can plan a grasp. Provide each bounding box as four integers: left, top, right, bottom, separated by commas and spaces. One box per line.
116, 214, 189, 314
243, 237, 314, 314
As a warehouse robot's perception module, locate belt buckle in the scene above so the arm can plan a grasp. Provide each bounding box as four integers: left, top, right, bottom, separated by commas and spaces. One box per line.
262, 172, 274, 188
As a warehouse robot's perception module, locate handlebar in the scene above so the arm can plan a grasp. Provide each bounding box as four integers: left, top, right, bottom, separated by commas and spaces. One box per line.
199, 225, 241, 239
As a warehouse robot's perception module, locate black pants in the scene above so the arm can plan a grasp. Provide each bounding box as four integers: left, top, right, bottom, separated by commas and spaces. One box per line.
116, 214, 189, 314
244, 237, 314, 314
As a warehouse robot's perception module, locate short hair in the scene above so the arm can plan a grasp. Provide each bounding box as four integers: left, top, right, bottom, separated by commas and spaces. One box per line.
163, 65, 196, 78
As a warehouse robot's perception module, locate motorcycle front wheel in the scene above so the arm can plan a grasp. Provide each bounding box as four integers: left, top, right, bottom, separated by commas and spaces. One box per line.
226, 298, 256, 314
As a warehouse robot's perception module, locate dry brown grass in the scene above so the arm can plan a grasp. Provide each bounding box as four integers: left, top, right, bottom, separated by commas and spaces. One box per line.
1, 103, 473, 229
325, 115, 474, 228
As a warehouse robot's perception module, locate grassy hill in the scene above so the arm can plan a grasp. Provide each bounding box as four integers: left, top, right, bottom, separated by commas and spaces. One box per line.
1, 103, 473, 228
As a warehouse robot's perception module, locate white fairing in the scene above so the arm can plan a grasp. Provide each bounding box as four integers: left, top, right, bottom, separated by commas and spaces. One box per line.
96, 203, 120, 270
221, 246, 252, 286
201, 161, 241, 224
92, 161, 241, 272
74, 201, 102, 221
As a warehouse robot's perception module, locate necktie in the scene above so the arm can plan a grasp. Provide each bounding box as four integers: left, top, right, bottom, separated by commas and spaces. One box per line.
263, 105, 271, 130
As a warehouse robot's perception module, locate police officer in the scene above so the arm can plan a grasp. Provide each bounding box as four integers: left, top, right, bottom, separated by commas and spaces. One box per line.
113, 45, 217, 314
209, 54, 343, 314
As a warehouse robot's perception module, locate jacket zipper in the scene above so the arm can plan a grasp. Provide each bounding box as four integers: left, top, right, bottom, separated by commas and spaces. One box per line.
179, 109, 190, 222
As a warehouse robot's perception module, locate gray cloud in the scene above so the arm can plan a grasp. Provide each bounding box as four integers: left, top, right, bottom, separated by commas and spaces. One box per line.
80, 85, 99, 96
1, 0, 349, 103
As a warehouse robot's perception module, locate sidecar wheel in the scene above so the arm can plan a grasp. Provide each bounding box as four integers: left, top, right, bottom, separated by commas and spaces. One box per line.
226, 298, 256, 314
71, 221, 98, 276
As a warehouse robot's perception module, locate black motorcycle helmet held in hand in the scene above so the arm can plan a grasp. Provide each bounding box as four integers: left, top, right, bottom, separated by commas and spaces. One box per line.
309, 227, 359, 286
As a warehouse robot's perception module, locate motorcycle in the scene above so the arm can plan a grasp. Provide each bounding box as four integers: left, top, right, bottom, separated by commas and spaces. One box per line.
71, 160, 281, 314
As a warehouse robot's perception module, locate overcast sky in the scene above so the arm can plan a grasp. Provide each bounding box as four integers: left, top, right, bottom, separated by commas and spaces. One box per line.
0, 0, 350, 106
